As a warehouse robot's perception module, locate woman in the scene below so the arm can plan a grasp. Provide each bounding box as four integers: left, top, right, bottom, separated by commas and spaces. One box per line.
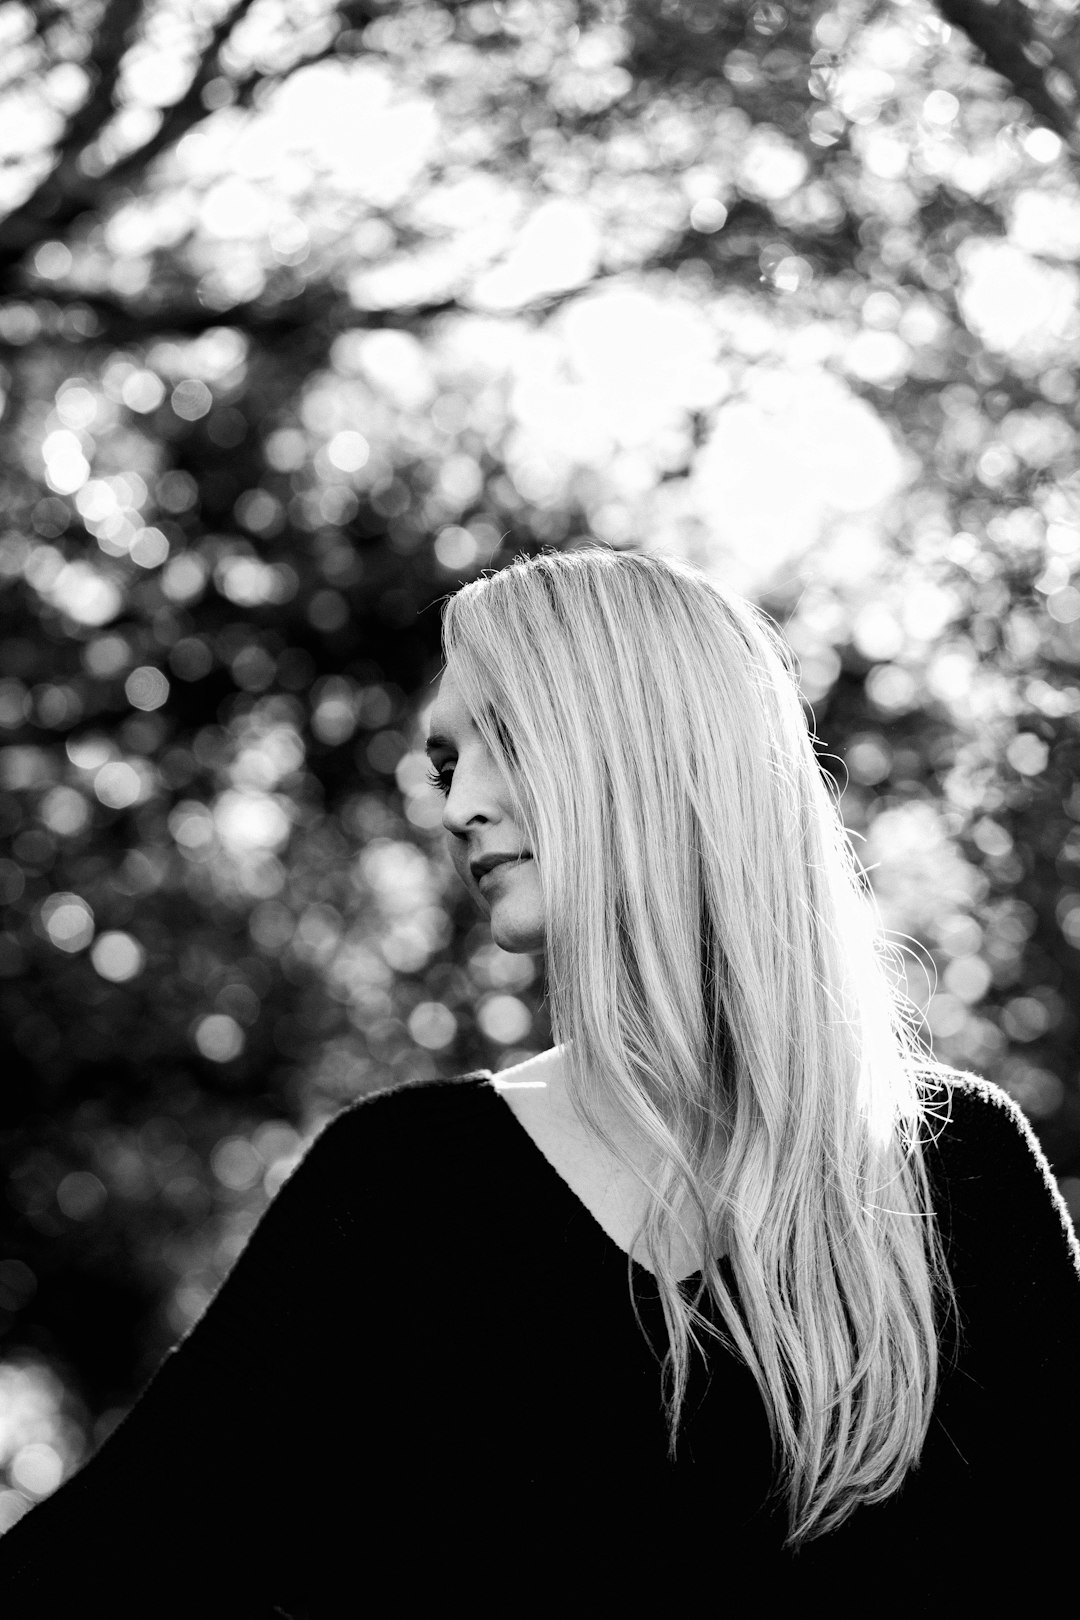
1, 545, 1078, 1614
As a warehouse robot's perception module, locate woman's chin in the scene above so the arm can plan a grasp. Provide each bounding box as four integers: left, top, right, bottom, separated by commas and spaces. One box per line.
489, 908, 545, 955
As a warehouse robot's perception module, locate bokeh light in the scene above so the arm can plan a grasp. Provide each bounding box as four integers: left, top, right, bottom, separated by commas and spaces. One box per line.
407, 1001, 457, 1050
477, 994, 532, 1046
0, 1358, 83, 1531
193, 1014, 245, 1063
40, 894, 94, 953
90, 931, 146, 983
124, 667, 170, 712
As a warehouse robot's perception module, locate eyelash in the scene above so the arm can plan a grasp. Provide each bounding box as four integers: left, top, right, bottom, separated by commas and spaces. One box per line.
426, 764, 452, 796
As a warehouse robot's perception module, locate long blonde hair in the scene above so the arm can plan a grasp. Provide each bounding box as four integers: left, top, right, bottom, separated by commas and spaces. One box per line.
440, 544, 958, 1546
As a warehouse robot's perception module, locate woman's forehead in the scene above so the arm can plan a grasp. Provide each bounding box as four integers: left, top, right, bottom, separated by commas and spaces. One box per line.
426, 667, 474, 746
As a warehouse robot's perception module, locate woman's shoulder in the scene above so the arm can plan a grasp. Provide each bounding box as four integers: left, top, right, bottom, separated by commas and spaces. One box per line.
915, 1061, 1058, 1188
330, 1068, 496, 1133
916, 1063, 1059, 1172
293, 1069, 498, 1182
193, 1071, 502, 1289
912, 1062, 1080, 1284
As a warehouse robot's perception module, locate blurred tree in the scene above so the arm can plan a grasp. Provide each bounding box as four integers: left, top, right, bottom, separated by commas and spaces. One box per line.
2, 0, 1080, 1529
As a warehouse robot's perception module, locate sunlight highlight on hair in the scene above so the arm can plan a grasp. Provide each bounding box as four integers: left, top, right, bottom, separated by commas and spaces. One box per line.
441, 544, 961, 1547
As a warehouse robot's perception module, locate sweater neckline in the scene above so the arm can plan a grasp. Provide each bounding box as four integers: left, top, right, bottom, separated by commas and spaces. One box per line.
465, 1069, 709, 1287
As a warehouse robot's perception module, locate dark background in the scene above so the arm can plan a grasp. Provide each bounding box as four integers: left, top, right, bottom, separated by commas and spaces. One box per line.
2, 0, 1080, 1523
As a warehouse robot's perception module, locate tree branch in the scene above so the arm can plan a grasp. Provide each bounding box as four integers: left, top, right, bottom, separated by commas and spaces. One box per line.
9, 253, 664, 349
0, 2, 400, 289
53, 0, 146, 167
9, 282, 470, 347
103, 0, 265, 189
0, 0, 146, 275
0, 0, 269, 283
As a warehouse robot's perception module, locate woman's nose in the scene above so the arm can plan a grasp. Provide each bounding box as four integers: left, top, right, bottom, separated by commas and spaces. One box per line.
442, 754, 507, 836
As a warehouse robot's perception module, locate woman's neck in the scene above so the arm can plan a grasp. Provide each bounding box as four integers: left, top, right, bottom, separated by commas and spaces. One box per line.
491, 1046, 656, 1164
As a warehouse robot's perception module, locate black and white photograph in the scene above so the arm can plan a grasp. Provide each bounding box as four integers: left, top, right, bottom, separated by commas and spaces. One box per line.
1, 0, 1079, 1612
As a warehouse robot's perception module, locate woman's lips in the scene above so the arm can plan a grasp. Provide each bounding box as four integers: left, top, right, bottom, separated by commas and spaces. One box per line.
478, 856, 532, 887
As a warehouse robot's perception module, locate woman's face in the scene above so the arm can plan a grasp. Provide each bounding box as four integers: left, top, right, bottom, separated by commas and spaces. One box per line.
425, 665, 545, 954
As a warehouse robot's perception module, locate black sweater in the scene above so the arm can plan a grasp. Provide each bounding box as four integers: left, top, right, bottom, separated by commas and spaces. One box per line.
1, 1070, 1078, 1616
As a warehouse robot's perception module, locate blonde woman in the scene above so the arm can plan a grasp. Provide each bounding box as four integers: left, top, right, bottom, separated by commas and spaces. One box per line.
2, 545, 1078, 1614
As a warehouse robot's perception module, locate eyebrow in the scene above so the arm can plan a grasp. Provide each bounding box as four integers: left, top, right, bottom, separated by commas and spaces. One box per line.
424, 733, 453, 756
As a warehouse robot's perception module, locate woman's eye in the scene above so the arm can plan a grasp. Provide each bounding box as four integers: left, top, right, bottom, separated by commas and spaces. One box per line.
427, 764, 452, 796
